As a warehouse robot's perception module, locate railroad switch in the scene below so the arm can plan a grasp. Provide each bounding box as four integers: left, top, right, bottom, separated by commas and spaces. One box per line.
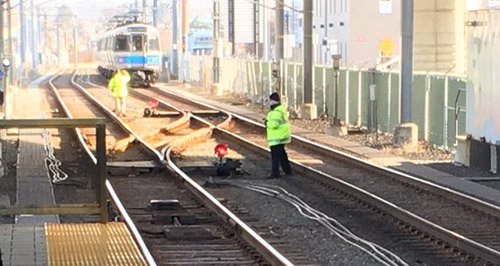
143, 99, 179, 117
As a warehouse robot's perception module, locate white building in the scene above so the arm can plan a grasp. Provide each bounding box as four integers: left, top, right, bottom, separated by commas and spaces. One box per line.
310, 0, 466, 74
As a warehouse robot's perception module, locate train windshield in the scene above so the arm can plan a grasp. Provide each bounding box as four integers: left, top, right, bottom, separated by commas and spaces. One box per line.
132, 35, 143, 52
114, 35, 130, 52
149, 37, 159, 51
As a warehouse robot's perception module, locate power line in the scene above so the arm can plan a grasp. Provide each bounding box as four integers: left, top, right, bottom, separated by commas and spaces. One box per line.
239, 0, 304, 14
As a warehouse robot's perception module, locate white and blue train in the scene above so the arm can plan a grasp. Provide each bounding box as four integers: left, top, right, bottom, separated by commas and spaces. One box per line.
95, 23, 162, 87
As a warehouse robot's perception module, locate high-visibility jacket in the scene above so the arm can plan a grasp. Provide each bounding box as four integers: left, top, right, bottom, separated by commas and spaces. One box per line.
108, 71, 130, 98
266, 104, 291, 147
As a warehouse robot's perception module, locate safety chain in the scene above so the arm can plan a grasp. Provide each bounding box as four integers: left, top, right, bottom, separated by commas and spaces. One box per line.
43, 129, 69, 183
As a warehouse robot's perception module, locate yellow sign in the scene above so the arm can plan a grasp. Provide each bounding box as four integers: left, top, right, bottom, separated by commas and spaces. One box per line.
379, 38, 395, 57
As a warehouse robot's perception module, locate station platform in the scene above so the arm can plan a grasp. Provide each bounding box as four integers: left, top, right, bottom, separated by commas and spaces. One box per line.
164, 85, 500, 207
0, 74, 147, 265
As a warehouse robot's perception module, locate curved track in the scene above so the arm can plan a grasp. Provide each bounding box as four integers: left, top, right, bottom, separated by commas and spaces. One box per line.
53, 70, 299, 265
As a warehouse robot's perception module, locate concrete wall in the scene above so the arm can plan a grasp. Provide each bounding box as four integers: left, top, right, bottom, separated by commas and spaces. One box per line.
466, 8, 500, 144
349, 0, 401, 68
313, 0, 400, 67
414, 0, 466, 74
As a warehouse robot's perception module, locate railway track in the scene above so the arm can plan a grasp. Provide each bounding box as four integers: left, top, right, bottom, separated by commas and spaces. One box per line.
127, 83, 500, 265
45, 69, 305, 265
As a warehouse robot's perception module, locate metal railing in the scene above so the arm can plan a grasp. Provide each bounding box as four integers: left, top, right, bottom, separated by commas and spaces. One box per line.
0, 118, 108, 223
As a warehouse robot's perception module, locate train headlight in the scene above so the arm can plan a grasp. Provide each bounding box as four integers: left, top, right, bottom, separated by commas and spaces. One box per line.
117, 57, 125, 64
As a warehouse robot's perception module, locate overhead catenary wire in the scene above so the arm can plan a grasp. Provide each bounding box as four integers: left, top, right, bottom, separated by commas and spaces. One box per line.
223, 181, 409, 266
239, 0, 304, 13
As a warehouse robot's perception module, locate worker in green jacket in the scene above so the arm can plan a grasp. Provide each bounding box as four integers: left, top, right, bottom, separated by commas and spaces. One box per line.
265, 92, 292, 178
108, 69, 131, 117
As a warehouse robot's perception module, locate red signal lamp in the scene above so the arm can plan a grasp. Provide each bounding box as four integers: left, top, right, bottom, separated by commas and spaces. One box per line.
148, 99, 159, 110
214, 144, 228, 159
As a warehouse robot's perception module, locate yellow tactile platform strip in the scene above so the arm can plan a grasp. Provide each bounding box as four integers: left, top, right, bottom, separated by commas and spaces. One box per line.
45, 223, 147, 266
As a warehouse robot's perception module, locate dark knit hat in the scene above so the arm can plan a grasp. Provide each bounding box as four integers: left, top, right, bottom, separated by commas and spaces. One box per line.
269, 92, 280, 102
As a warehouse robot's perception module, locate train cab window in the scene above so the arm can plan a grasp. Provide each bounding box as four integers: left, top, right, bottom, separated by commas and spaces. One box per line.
149, 37, 159, 51
132, 35, 143, 52
115, 35, 130, 52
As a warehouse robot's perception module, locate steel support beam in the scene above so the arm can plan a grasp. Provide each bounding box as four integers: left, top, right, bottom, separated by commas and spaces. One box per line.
276, 0, 284, 61
401, 0, 414, 123
303, 0, 314, 104
172, 0, 179, 78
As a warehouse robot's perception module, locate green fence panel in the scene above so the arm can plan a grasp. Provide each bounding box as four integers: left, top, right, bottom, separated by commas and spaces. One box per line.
285, 63, 296, 109
374, 72, 390, 132
296, 65, 304, 107
338, 70, 347, 122
314, 66, 326, 114
428, 76, 446, 146
360, 71, 372, 128
348, 70, 360, 125
324, 67, 335, 118
388, 73, 400, 132
412, 75, 427, 140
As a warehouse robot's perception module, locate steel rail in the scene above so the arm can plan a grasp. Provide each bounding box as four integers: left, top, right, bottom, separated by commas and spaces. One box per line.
232, 113, 500, 218
71, 71, 164, 161
156, 86, 500, 264
79, 73, 294, 265
158, 86, 500, 217
165, 143, 294, 266
48, 70, 158, 266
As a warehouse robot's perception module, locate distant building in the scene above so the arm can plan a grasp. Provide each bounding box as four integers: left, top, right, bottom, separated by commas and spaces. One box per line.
465, 3, 500, 171
309, 0, 466, 73
311, 0, 401, 67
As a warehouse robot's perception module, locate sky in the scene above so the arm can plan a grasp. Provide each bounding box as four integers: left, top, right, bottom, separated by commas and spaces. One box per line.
21, 0, 500, 22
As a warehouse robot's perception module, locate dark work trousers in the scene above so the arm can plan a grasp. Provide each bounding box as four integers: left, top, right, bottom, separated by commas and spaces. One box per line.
270, 144, 292, 177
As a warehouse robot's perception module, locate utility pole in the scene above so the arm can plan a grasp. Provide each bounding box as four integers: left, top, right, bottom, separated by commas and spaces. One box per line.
394, 0, 417, 149
36, 7, 41, 65
228, 0, 235, 55
20, 0, 25, 65
43, 14, 48, 66
275, 0, 284, 61
262, 0, 268, 60
7, 0, 14, 83
300, 0, 317, 119
153, 0, 158, 27
172, 0, 178, 79
212, 0, 221, 95
181, 0, 187, 54
275, 0, 284, 97
323, 0, 328, 64
142, 0, 147, 23
253, 0, 259, 58
30, 0, 37, 72
0, 2, 4, 56
401, 0, 414, 124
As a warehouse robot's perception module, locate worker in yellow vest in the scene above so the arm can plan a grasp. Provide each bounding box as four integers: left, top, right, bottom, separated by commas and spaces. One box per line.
108, 69, 131, 117
265, 92, 292, 178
